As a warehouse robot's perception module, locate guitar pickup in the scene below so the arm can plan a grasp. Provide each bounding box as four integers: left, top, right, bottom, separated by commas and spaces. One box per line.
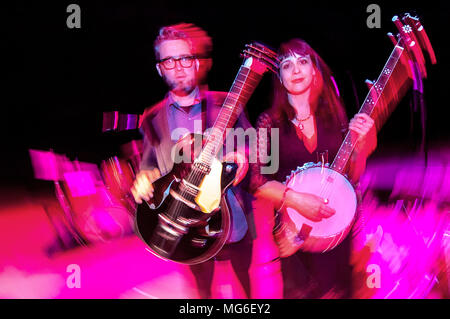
193, 162, 211, 174
169, 189, 201, 211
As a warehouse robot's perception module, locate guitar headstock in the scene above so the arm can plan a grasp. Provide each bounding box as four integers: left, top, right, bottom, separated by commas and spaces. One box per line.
241, 42, 279, 75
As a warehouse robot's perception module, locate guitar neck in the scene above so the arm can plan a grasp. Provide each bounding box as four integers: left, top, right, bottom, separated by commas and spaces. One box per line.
331, 43, 405, 174
197, 60, 264, 165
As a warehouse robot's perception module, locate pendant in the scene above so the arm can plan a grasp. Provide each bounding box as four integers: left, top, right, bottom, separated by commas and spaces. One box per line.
298, 123, 304, 130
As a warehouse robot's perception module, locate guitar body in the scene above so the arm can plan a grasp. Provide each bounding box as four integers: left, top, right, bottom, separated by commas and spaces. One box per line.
274, 163, 357, 256
135, 133, 238, 265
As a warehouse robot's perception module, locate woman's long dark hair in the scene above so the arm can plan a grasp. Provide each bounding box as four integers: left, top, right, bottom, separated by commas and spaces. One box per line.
270, 39, 348, 131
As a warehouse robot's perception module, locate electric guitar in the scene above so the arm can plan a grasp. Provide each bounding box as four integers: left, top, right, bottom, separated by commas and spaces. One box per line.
135, 43, 278, 264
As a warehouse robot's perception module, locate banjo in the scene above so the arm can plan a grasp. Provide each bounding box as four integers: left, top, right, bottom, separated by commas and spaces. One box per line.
274, 13, 436, 256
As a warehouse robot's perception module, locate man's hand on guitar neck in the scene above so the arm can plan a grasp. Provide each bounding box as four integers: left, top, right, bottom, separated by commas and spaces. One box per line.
131, 168, 161, 204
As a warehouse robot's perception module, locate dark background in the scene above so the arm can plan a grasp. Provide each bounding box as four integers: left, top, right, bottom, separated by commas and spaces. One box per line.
3, 0, 450, 186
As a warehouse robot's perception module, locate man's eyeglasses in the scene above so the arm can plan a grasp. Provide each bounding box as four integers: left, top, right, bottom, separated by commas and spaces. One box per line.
158, 56, 196, 70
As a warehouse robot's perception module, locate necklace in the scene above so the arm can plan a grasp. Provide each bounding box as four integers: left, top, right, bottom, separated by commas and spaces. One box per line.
292, 113, 312, 130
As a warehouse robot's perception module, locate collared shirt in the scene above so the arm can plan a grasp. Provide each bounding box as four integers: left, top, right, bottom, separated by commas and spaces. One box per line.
166, 90, 204, 142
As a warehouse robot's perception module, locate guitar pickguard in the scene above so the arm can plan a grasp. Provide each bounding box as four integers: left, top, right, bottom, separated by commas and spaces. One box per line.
195, 158, 223, 213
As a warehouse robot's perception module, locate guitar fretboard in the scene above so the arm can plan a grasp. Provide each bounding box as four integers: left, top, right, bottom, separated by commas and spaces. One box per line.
196, 62, 263, 167
331, 44, 404, 174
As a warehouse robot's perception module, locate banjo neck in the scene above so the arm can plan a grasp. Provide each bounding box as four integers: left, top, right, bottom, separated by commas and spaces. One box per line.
330, 42, 405, 174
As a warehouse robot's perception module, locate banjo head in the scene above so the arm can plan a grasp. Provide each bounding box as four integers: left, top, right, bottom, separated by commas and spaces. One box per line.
283, 163, 357, 252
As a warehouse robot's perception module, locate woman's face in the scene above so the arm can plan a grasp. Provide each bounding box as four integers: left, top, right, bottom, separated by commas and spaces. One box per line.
279, 52, 316, 95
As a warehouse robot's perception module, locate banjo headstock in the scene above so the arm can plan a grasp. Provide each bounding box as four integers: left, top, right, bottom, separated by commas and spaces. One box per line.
390, 13, 436, 79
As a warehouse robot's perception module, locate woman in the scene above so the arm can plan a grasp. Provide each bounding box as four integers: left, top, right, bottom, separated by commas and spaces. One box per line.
249, 39, 377, 298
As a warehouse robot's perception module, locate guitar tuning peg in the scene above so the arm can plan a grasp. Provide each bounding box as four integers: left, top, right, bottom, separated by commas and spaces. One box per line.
402, 13, 437, 65
365, 79, 374, 89
387, 32, 398, 46
393, 14, 428, 78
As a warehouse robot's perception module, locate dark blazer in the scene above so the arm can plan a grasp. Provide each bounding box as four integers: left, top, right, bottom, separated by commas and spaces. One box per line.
139, 90, 255, 243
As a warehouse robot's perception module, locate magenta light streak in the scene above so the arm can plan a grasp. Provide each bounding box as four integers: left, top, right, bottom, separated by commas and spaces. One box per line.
4, 146, 448, 298
330, 75, 340, 97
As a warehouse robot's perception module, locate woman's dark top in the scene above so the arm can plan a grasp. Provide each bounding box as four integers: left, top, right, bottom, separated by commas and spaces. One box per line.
250, 111, 345, 191
250, 110, 353, 299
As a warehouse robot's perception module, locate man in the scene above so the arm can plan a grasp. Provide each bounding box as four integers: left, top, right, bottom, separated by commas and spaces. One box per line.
131, 23, 254, 298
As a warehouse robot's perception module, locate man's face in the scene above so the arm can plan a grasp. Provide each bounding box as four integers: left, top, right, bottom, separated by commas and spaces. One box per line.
157, 39, 199, 96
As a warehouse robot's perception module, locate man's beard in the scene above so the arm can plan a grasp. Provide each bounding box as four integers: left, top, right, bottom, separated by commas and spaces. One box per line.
165, 76, 196, 95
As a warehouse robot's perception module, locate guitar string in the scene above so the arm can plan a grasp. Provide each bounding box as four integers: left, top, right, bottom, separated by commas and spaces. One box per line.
166, 55, 268, 229
194, 66, 253, 182
172, 65, 253, 222
187, 66, 246, 186
187, 68, 255, 201
187, 66, 253, 194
